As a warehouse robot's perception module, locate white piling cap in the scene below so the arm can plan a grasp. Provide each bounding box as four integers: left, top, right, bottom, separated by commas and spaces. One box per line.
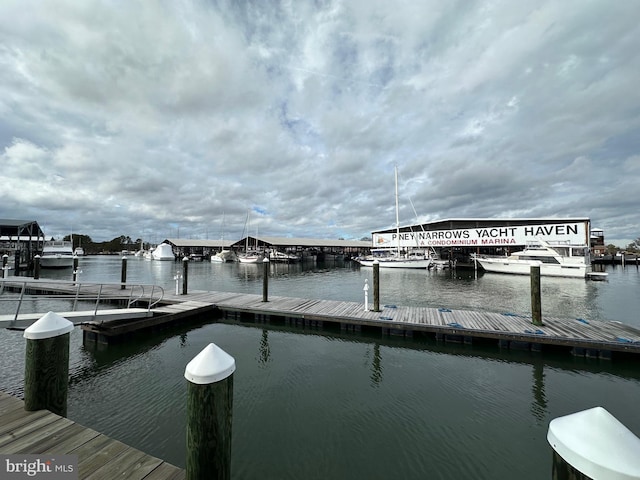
184, 343, 236, 384
547, 406, 640, 480
23, 311, 74, 340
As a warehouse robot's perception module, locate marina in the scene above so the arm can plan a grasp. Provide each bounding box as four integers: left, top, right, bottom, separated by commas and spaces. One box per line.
2, 257, 640, 479
2, 278, 640, 360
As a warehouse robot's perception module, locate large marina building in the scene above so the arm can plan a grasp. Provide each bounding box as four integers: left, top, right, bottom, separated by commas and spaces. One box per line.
371, 218, 594, 265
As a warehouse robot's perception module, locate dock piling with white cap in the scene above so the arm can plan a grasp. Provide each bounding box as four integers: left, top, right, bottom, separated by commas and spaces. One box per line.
120, 254, 127, 289
262, 257, 269, 302
183, 256, 189, 294
373, 259, 380, 312
23, 311, 74, 416
547, 406, 640, 479
184, 343, 236, 480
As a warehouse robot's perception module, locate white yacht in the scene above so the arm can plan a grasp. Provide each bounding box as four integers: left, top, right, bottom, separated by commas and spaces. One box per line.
40, 240, 75, 269
475, 239, 594, 278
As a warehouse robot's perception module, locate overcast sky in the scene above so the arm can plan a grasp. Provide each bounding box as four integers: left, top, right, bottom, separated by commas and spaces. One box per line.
1, 0, 638, 246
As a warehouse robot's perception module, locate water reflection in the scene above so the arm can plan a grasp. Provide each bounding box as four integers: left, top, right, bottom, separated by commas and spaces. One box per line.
366, 343, 383, 387
258, 329, 271, 366
531, 360, 547, 423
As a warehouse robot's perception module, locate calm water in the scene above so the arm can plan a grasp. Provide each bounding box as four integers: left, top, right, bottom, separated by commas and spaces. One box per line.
1, 257, 640, 479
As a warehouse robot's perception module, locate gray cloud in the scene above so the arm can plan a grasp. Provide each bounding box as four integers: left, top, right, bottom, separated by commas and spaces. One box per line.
0, 0, 638, 246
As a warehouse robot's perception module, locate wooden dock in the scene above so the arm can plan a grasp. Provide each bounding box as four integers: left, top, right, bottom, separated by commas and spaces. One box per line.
166, 290, 640, 359
3, 279, 640, 359
0, 391, 185, 479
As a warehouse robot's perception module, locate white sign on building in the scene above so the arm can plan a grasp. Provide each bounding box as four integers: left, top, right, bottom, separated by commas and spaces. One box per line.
373, 221, 589, 248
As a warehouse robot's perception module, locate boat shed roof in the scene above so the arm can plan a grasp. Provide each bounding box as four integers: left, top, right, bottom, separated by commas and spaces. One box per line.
373, 217, 591, 234
0, 219, 45, 240
163, 238, 231, 248
234, 236, 371, 249
163, 236, 370, 250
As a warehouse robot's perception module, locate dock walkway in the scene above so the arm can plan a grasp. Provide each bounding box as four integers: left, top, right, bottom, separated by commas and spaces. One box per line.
0, 391, 184, 479
3, 280, 640, 358
164, 290, 640, 357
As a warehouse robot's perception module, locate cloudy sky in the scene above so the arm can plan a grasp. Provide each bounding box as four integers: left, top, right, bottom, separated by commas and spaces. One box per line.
1, 0, 638, 246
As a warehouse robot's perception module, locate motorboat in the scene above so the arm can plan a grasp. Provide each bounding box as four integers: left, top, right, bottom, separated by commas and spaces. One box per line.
40, 240, 75, 268
73, 246, 85, 256
356, 166, 432, 269
269, 250, 300, 263
475, 238, 594, 278
151, 243, 175, 261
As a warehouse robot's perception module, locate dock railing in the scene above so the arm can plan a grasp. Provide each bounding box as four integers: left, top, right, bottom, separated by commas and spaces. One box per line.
0, 278, 164, 324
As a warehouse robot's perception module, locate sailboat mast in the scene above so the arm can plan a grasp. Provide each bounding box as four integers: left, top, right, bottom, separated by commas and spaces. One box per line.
245, 209, 250, 251
395, 166, 400, 257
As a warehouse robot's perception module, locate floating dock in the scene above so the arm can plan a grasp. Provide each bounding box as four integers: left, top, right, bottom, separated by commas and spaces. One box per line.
0, 391, 184, 479
3, 280, 640, 359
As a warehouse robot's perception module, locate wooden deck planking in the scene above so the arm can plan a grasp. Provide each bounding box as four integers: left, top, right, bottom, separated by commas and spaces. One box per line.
4, 280, 640, 354
0, 392, 185, 479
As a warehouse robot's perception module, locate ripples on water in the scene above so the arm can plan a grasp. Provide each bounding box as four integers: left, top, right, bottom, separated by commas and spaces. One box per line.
2, 259, 640, 479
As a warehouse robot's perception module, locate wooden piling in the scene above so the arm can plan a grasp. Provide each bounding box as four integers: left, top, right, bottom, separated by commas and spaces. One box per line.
73, 255, 79, 282
23, 311, 74, 417
531, 265, 542, 326
262, 258, 269, 302
183, 257, 189, 295
120, 255, 127, 290
373, 260, 380, 312
34, 254, 40, 279
185, 343, 235, 480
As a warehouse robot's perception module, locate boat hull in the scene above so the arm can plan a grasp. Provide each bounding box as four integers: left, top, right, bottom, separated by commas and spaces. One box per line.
477, 258, 590, 278
40, 256, 75, 269
238, 255, 264, 264
356, 258, 432, 269
40, 240, 75, 269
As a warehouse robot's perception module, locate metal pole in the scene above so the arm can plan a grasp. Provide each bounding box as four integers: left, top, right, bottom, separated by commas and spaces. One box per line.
363, 279, 369, 311
2, 254, 7, 279
185, 343, 235, 480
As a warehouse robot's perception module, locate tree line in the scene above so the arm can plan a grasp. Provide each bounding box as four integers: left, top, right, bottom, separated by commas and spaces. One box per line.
62, 234, 147, 254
